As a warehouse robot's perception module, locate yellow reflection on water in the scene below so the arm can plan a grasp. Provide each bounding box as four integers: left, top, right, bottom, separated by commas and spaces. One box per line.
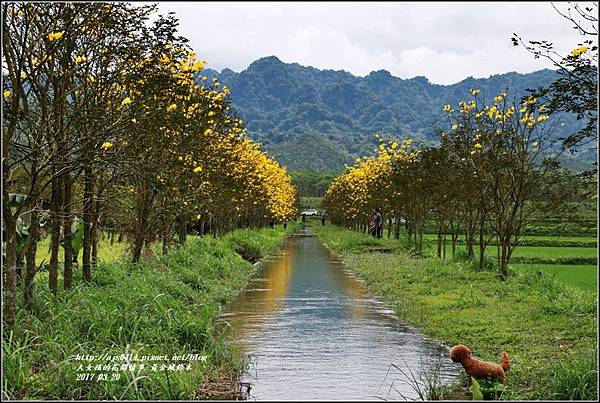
224, 238, 296, 343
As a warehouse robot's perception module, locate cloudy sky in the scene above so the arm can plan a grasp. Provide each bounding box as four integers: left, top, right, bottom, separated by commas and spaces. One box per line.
155, 2, 590, 85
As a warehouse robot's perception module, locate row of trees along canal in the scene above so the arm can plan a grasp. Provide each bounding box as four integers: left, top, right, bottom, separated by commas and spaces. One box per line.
324, 87, 595, 279
2, 2, 298, 326
326, 3, 597, 280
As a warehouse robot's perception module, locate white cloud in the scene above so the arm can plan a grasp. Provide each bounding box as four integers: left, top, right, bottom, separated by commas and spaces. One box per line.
154, 1, 591, 84
278, 25, 399, 75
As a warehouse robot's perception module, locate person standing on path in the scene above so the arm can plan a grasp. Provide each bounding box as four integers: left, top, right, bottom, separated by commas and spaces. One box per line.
321, 213, 325, 226
371, 208, 383, 239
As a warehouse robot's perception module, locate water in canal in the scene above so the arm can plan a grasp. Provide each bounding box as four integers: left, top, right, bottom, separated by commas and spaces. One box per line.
221, 231, 459, 400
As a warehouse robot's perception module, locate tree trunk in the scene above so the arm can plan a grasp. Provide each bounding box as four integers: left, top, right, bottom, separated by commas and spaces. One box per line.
478, 214, 486, 271
452, 234, 457, 258
442, 233, 447, 259
2, 204, 17, 326
82, 166, 93, 281
91, 198, 101, 267
478, 234, 484, 271
63, 172, 74, 290
49, 176, 61, 295
178, 213, 187, 244
24, 189, 40, 310
478, 243, 485, 271
465, 229, 474, 258
16, 254, 23, 283
499, 238, 509, 280
132, 189, 153, 263
162, 231, 171, 255
436, 223, 443, 258
496, 233, 501, 270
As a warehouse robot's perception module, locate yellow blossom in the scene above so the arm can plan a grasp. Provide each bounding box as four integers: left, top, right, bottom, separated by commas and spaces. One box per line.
193, 166, 203, 173
3, 90, 11, 98
20, 72, 27, 79
537, 115, 549, 123
167, 103, 177, 112
192, 60, 205, 71
101, 141, 113, 150
121, 97, 132, 106
471, 89, 480, 95
525, 97, 537, 105
570, 46, 588, 57
75, 55, 87, 64
451, 124, 458, 130
48, 31, 64, 41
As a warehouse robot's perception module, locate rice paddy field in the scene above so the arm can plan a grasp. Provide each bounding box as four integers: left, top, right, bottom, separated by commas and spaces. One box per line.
510, 246, 597, 258
512, 264, 597, 293
418, 232, 598, 294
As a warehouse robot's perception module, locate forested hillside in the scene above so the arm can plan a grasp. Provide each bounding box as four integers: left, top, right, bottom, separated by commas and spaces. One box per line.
202, 56, 589, 171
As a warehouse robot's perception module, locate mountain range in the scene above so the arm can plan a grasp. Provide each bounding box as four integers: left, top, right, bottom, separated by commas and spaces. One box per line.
201, 56, 590, 172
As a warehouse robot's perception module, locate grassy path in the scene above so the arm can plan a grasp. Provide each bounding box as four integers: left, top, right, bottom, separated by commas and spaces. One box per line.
312, 224, 597, 400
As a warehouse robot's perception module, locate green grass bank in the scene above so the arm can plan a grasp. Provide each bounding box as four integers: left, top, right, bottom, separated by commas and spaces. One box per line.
311, 224, 597, 400
3, 226, 290, 400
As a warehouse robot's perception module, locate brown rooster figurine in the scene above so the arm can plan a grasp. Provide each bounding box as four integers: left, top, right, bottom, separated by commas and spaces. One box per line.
449, 344, 512, 384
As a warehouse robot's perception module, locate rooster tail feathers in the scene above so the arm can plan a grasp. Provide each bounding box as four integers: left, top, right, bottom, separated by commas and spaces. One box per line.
500, 352, 511, 372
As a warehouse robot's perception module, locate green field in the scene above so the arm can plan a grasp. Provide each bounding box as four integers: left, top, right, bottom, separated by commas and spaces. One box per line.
385, 230, 598, 289
514, 264, 598, 293
511, 246, 598, 258
36, 234, 129, 265
421, 233, 597, 243
416, 232, 597, 264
